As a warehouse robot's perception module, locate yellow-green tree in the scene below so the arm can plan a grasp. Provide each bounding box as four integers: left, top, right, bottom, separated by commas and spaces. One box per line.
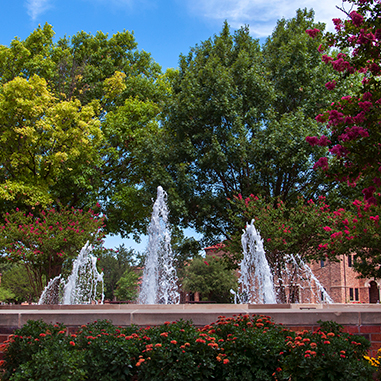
0, 74, 103, 211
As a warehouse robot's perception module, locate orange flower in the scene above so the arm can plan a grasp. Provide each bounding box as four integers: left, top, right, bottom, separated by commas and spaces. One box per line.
223, 359, 229, 364
155, 343, 162, 347
69, 341, 75, 346
170, 340, 177, 345
323, 340, 330, 345
327, 332, 335, 337
310, 342, 317, 348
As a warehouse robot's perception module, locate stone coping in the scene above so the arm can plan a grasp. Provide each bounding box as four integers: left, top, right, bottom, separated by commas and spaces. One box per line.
0, 303, 380, 329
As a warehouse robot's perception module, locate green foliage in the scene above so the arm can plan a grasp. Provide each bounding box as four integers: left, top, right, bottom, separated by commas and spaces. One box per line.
97, 245, 138, 300
0, 24, 169, 240
114, 268, 141, 302
162, 11, 340, 242
0, 205, 105, 295
228, 194, 336, 264
0, 317, 375, 381
182, 256, 238, 302
0, 264, 37, 303
279, 323, 372, 380
0, 74, 103, 211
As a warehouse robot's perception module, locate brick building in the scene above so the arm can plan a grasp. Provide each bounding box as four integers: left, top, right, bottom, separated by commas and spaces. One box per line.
308, 255, 380, 304
198, 244, 380, 304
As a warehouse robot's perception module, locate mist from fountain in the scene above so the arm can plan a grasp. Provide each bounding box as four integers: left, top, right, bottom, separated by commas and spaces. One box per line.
38, 242, 104, 305
139, 186, 180, 304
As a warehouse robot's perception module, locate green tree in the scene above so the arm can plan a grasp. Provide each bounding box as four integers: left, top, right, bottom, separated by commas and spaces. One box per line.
0, 205, 105, 296
0, 264, 36, 303
182, 256, 238, 303
114, 268, 141, 302
0, 74, 103, 211
162, 11, 340, 242
0, 24, 170, 240
97, 245, 139, 300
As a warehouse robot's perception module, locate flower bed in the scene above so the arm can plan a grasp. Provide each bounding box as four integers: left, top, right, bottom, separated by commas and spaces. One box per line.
0, 314, 377, 380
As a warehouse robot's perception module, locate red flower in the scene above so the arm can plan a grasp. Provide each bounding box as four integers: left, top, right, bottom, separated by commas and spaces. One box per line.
204, 261, 209, 266
69, 341, 75, 346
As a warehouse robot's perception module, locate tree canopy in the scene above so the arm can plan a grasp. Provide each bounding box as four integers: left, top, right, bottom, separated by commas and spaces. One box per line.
306, 0, 381, 278
0, 23, 169, 240
161, 10, 342, 242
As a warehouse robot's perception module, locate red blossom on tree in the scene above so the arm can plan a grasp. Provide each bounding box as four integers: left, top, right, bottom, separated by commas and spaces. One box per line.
0, 205, 106, 296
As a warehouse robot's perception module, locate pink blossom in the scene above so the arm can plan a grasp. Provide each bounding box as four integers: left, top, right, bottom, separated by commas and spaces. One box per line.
369, 63, 381, 75
363, 92, 372, 101
325, 81, 336, 90
306, 136, 319, 146
322, 55, 333, 64
328, 109, 344, 126
315, 114, 326, 123
350, 11, 364, 27
329, 144, 349, 158
332, 58, 351, 72
358, 101, 373, 112
313, 157, 329, 171
362, 186, 376, 200
331, 232, 342, 239
305, 28, 320, 39
204, 261, 209, 266
323, 226, 332, 232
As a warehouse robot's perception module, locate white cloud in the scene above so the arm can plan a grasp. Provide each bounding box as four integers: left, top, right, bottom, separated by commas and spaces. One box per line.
25, 0, 52, 21
187, 0, 348, 37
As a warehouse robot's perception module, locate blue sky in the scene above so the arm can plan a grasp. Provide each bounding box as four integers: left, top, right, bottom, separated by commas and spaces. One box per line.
4, 0, 344, 72
2, 0, 345, 251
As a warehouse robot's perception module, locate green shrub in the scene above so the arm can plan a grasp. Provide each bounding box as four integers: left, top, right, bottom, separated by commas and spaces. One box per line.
0, 316, 376, 381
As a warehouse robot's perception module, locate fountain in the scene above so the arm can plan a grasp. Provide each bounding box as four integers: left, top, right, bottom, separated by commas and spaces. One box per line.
238, 220, 277, 304
139, 186, 180, 304
237, 220, 333, 304
38, 242, 104, 305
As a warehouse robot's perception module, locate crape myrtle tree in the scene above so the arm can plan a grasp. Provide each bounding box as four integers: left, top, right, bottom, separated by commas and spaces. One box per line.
0, 23, 171, 239
306, 0, 381, 278
0, 205, 105, 296
228, 194, 339, 302
163, 9, 344, 243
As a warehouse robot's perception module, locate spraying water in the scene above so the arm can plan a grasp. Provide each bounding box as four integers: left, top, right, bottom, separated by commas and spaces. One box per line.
286, 254, 333, 303
237, 220, 333, 304
238, 220, 277, 304
139, 186, 180, 304
39, 242, 104, 305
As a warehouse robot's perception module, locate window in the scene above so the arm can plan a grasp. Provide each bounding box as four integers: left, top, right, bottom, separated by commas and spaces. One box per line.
348, 255, 352, 267
349, 288, 359, 301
